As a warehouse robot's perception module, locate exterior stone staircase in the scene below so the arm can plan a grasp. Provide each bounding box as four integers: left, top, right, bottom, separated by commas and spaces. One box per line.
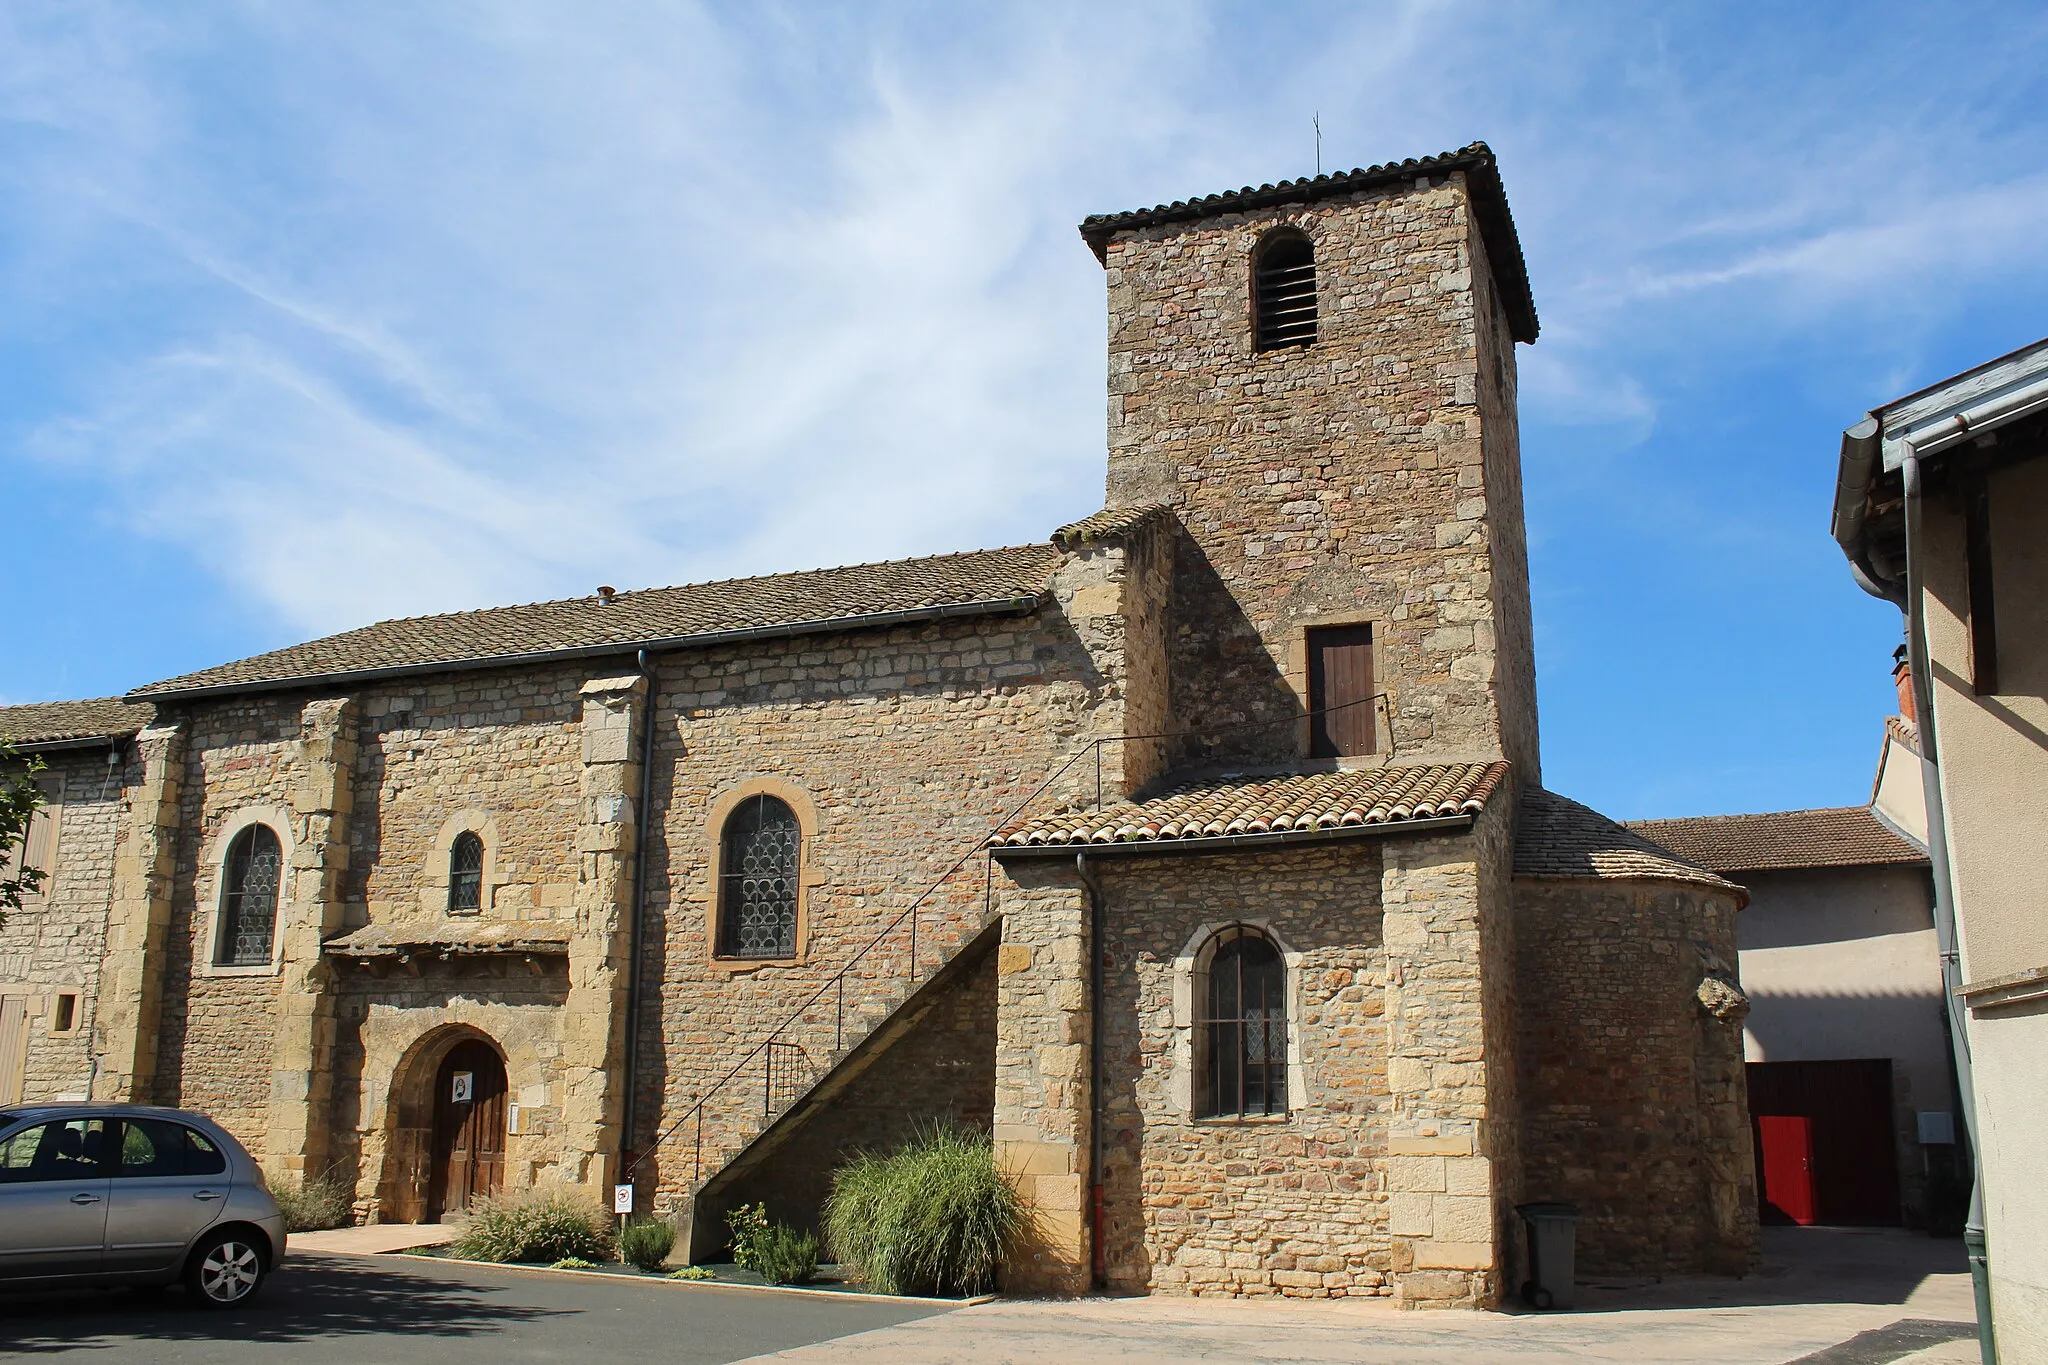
658, 916, 1003, 1260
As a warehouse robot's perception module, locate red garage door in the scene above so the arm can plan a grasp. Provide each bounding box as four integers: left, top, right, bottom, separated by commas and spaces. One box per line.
1747, 1059, 1901, 1226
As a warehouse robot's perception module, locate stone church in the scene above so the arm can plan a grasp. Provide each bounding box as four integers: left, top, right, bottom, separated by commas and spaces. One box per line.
1, 143, 1758, 1305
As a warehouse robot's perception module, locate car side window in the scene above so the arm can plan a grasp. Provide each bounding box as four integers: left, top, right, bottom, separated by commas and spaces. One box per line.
184, 1128, 227, 1177
115, 1118, 188, 1178
0, 1119, 110, 1183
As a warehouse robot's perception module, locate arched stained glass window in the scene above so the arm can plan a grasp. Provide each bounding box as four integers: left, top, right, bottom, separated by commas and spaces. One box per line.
448, 831, 484, 914
217, 825, 282, 967
717, 795, 800, 959
1253, 231, 1317, 351
1198, 926, 1288, 1118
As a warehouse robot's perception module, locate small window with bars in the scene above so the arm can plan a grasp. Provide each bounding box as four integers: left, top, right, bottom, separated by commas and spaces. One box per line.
1253, 231, 1317, 351
448, 830, 485, 914
717, 795, 801, 959
1197, 926, 1289, 1119
216, 824, 282, 967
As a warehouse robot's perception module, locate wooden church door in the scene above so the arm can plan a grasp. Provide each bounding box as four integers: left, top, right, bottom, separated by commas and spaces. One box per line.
427, 1040, 507, 1220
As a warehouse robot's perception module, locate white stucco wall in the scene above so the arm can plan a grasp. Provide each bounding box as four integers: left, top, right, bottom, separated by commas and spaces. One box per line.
1915, 451, 2048, 1356
1737, 864, 1950, 1220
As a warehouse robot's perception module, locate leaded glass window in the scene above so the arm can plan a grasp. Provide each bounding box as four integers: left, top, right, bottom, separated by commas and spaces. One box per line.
717, 795, 800, 959
1198, 927, 1288, 1118
448, 831, 484, 914
217, 825, 282, 967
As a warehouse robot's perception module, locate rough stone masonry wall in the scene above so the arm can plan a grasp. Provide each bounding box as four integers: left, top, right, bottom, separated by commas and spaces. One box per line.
1467, 214, 1540, 783
152, 695, 302, 1146
1093, 843, 1393, 1299
0, 748, 127, 1101
705, 939, 997, 1247
1513, 876, 1758, 1276
1099, 173, 1528, 772
632, 553, 1146, 1210
327, 961, 573, 1222
345, 663, 589, 934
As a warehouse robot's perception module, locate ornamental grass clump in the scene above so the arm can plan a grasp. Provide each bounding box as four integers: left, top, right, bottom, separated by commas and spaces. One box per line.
451, 1189, 616, 1265
620, 1218, 676, 1272
823, 1123, 1022, 1297
270, 1172, 353, 1233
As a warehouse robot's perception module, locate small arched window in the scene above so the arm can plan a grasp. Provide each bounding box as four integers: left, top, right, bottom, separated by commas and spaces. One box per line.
717, 795, 800, 959
217, 825, 283, 967
1198, 926, 1288, 1118
1253, 231, 1317, 351
448, 831, 484, 914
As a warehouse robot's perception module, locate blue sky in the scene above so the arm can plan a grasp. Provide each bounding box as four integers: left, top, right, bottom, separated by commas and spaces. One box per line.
4, 1, 2045, 819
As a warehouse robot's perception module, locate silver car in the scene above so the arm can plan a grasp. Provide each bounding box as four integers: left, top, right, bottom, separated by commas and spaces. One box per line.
0, 1104, 288, 1306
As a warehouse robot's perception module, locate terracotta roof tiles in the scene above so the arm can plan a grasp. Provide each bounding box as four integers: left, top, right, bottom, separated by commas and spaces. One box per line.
131, 544, 1060, 700
995, 762, 1508, 851
1051, 503, 1174, 550
0, 697, 155, 747
1516, 788, 1742, 894
1626, 807, 1927, 874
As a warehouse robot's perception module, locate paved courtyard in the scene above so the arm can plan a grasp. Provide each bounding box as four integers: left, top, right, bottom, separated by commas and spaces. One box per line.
0, 1227, 1975, 1364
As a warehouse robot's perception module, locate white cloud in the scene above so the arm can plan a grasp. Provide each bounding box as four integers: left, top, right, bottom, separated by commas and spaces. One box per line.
5, 0, 2047, 651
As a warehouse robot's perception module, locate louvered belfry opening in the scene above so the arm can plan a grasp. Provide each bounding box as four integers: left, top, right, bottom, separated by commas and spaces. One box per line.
1253, 231, 1317, 351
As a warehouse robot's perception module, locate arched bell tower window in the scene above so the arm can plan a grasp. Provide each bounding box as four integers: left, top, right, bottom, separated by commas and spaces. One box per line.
216, 825, 283, 967
1253, 230, 1317, 351
1197, 926, 1289, 1117
717, 795, 801, 959
448, 831, 484, 914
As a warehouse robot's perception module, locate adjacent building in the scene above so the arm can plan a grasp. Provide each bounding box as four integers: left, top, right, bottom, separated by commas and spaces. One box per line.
1633, 695, 1957, 1234
1832, 335, 2048, 1358
1, 143, 1762, 1306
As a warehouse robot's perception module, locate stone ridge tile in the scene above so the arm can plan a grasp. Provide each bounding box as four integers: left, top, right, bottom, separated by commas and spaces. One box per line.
1626, 806, 1928, 875
996, 760, 1508, 847
131, 543, 1062, 698
1051, 503, 1174, 549
0, 696, 155, 745
1077, 140, 1538, 343
1516, 787, 1743, 894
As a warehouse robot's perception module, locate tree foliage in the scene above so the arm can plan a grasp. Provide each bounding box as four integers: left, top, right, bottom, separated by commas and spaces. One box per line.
0, 741, 49, 930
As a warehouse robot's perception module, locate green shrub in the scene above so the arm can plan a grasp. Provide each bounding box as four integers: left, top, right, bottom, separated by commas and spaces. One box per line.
754, 1224, 821, 1285
726, 1202, 772, 1272
669, 1265, 714, 1281
271, 1172, 353, 1233
620, 1218, 676, 1271
451, 1189, 617, 1265
823, 1123, 1022, 1296
550, 1256, 597, 1270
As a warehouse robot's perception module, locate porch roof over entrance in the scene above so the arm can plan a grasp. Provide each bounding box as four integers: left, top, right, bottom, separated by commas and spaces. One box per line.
324, 918, 572, 958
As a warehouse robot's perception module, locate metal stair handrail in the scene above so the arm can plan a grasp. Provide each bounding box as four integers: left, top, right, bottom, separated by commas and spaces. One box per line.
621, 689, 1393, 1189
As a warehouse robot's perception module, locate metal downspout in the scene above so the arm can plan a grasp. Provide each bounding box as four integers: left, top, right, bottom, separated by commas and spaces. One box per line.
1076, 851, 1106, 1291
1901, 454, 1996, 1364
620, 649, 659, 1188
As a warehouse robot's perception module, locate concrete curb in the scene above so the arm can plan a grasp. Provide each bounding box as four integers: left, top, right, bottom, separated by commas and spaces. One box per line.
313, 1246, 997, 1307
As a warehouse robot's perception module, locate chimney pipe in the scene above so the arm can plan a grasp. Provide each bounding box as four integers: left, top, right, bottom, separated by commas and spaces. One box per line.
1892, 644, 1915, 722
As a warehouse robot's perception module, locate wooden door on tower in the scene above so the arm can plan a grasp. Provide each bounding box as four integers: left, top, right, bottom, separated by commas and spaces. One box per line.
427, 1040, 507, 1220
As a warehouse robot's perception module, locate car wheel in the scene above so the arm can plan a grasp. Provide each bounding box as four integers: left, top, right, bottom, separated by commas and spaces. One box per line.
186, 1231, 267, 1308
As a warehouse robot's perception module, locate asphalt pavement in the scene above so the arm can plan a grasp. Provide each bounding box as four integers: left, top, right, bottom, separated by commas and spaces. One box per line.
0, 1252, 952, 1362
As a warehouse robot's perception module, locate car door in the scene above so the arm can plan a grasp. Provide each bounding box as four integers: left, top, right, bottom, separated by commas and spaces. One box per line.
0, 1117, 113, 1279
103, 1118, 231, 1274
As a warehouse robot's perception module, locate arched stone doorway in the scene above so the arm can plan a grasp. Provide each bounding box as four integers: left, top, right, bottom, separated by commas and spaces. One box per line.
376, 1025, 510, 1224
426, 1039, 508, 1220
